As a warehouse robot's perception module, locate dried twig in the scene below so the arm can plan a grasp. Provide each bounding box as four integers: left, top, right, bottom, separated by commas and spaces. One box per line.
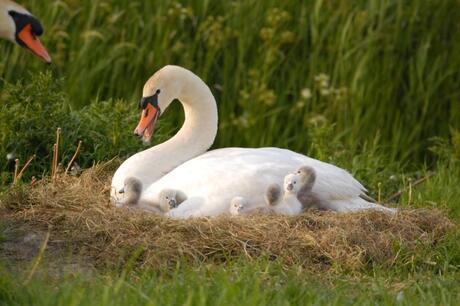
65, 140, 83, 175
12, 158, 20, 185
385, 172, 435, 203
52, 128, 62, 180
16, 154, 36, 181
51, 143, 57, 179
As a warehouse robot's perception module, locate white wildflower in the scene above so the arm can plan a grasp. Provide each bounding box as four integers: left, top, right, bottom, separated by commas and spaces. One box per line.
320, 88, 331, 96
301, 88, 312, 100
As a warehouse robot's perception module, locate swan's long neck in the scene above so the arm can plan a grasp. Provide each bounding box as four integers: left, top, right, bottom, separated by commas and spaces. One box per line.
111, 75, 218, 194
144, 83, 218, 169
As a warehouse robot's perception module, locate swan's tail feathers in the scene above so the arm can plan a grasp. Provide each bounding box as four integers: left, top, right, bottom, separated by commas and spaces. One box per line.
330, 198, 397, 214
359, 193, 377, 203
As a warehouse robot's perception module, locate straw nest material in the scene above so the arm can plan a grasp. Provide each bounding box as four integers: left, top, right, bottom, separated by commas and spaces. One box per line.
0, 166, 455, 271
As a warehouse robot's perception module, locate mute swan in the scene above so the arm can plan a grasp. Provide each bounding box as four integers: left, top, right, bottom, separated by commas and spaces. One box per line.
111, 65, 394, 218
0, 0, 51, 63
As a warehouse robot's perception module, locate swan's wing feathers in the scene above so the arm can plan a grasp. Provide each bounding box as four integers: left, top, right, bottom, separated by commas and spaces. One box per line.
143, 147, 375, 217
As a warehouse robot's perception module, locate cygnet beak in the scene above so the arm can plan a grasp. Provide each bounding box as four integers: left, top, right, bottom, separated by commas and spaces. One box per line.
286, 183, 294, 191
168, 199, 177, 208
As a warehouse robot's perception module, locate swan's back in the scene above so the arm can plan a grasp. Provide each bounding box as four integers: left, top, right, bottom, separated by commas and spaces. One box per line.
142, 147, 369, 217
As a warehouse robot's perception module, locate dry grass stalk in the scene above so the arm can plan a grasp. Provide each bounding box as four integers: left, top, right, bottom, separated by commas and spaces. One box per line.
65, 140, 83, 175
51, 144, 57, 180
0, 166, 455, 272
23, 231, 50, 285
16, 155, 36, 182
12, 159, 20, 185
52, 128, 61, 181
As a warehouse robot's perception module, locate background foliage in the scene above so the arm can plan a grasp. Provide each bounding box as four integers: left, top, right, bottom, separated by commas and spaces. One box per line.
1, 0, 459, 180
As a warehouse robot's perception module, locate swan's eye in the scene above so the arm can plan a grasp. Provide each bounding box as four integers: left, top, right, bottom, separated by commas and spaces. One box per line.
156, 89, 161, 94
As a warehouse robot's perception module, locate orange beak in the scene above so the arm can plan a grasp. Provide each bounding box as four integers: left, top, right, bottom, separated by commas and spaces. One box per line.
18, 24, 51, 64
134, 104, 160, 143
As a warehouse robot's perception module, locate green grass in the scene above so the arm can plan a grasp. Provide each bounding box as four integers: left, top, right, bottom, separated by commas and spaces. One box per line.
1, 251, 460, 306
1, 260, 459, 306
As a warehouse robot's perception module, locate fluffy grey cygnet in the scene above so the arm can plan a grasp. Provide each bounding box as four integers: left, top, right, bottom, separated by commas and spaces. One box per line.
118, 177, 187, 215
118, 177, 143, 206
157, 188, 188, 212
265, 183, 282, 206
285, 166, 328, 211
229, 183, 283, 216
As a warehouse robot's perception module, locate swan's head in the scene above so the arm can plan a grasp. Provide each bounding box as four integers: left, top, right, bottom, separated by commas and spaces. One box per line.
134, 65, 191, 142
230, 196, 247, 215
0, 0, 51, 63
159, 188, 178, 209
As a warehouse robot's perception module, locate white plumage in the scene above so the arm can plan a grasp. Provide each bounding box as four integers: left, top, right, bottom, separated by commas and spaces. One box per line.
142, 147, 393, 218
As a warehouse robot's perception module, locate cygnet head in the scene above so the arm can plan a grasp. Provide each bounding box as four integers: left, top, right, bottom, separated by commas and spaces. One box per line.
296, 166, 316, 179
158, 189, 179, 209
116, 177, 143, 207
284, 166, 317, 194
230, 196, 247, 215
284, 173, 302, 194
265, 183, 282, 206
295, 166, 316, 191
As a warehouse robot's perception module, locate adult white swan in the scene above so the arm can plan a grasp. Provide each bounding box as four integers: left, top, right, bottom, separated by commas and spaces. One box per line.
111, 65, 393, 218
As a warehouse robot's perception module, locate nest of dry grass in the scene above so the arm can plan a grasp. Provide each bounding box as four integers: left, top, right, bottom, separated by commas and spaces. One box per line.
0, 166, 455, 271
